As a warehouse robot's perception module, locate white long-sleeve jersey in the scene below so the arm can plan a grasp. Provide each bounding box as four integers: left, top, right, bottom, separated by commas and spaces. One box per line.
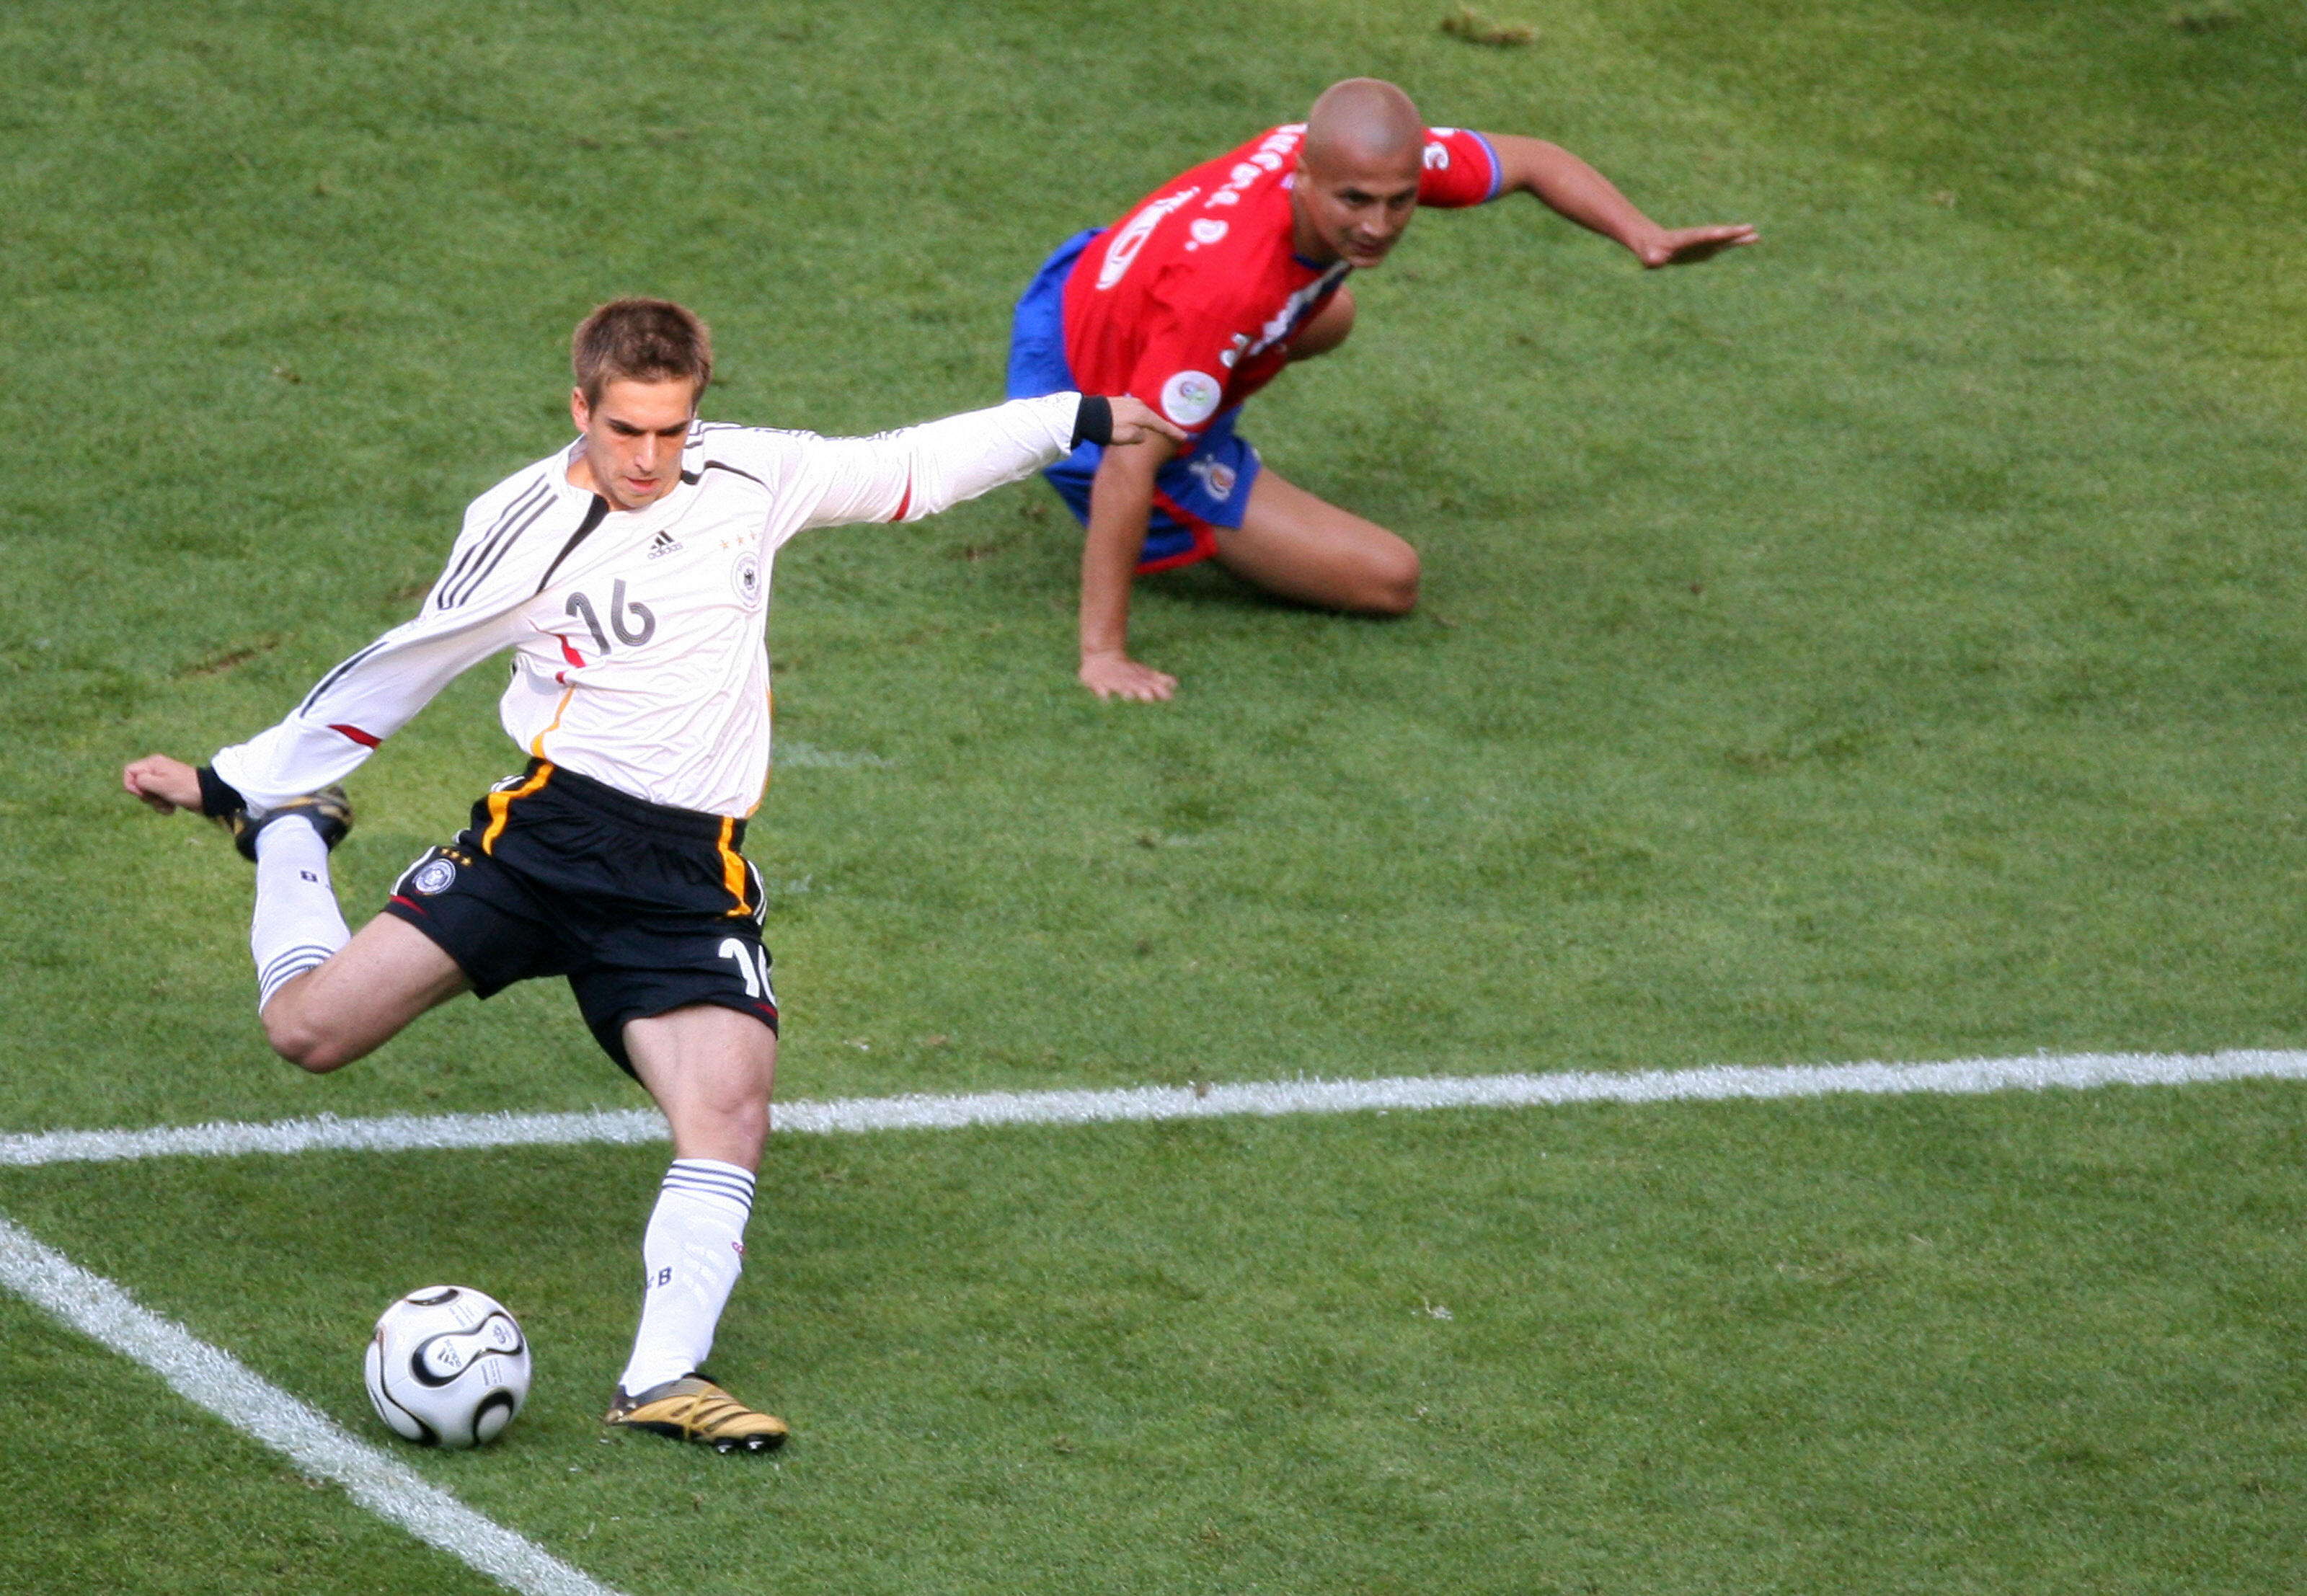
212, 392, 1082, 820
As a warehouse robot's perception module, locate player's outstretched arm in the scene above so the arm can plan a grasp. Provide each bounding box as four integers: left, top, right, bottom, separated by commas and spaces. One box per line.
123, 753, 203, 815
1485, 133, 1757, 267
798, 394, 1182, 531
125, 517, 540, 823
1079, 428, 1180, 703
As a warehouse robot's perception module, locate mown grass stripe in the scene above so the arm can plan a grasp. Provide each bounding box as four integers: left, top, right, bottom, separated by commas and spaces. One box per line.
0, 1213, 622, 1596
4, 1050, 2303, 1168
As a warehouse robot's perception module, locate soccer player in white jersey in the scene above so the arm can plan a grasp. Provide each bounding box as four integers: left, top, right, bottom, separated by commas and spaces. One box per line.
122, 299, 1181, 1452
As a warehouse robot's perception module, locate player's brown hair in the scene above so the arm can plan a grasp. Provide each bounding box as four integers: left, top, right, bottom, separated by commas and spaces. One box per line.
571, 298, 714, 404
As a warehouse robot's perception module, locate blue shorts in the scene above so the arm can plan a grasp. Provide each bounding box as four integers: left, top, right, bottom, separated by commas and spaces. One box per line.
1006, 228, 1261, 574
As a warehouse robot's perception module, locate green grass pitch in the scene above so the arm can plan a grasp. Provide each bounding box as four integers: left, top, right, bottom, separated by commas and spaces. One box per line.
3, 0, 2306, 1590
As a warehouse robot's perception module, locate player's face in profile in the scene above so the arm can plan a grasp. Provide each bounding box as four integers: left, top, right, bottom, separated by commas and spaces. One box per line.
570, 377, 697, 511
1291, 146, 1422, 269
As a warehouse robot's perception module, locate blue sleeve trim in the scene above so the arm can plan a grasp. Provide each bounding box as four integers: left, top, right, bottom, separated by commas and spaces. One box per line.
1473, 131, 1505, 203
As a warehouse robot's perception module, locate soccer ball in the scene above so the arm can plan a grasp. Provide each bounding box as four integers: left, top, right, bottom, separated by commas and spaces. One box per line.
363, 1285, 532, 1448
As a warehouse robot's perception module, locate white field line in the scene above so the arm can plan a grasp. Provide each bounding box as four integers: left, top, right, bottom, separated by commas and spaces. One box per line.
4, 1048, 2306, 1169
0, 1214, 621, 1596
5, 1050, 2303, 1595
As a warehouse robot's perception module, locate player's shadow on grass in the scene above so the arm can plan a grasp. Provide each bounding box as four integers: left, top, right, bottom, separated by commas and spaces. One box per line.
1137, 561, 1420, 621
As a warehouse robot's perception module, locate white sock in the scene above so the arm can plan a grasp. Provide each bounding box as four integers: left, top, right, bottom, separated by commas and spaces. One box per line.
250, 817, 350, 1012
618, 1158, 756, 1395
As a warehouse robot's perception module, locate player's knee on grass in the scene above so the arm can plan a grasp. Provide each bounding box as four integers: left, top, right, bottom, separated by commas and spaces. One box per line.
1358, 539, 1420, 616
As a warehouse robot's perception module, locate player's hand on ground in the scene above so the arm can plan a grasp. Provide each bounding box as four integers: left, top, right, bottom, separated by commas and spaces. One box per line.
123, 753, 203, 815
1634, 223, 1758, 268
1104, 396, 1188, 448
1079, 650, 1178, 703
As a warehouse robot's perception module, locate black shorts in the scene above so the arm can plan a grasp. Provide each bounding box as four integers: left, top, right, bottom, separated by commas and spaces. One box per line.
381, 759, 778, 1076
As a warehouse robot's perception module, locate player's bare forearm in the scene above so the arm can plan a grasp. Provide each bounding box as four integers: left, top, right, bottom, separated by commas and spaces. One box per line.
123, 753, 203, 815
1484, 133, 1758, 267
1079, 435, 1179, 703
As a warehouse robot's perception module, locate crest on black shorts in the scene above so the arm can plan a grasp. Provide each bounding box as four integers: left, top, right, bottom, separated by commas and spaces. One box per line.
412, 857, 457, 896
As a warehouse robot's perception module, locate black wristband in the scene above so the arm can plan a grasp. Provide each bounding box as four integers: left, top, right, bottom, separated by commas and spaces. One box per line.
197, 765, 248, 820
1071, 394, 1113, 450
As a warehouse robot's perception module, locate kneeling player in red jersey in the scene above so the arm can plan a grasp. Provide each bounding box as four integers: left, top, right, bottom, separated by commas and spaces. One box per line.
123, 298, 1179, 1451
1008, 76, 1757, 702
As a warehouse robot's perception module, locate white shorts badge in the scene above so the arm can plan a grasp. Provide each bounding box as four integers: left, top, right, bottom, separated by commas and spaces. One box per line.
412, 858, 457, 896
1160, 370, 1223, 427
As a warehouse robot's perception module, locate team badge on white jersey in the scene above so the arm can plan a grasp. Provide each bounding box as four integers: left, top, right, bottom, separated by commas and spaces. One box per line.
730, 551, 762, 610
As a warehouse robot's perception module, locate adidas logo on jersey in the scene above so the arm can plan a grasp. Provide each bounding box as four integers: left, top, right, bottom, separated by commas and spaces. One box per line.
646, 531, 683, 560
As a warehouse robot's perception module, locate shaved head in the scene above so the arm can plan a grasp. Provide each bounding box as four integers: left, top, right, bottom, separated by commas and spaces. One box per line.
1290, 78, 1429, 267
1303, 78, 1425, 176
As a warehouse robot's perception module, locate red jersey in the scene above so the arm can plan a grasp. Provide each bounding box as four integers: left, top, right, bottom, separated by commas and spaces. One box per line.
1060, 123, 1505, 437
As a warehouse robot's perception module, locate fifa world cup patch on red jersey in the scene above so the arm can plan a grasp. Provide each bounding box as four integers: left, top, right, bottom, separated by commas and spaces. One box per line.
1159, 370, 1224, 427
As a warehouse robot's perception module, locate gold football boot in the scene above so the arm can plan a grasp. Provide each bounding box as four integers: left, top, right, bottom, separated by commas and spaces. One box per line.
604, 1375, 788, 1453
